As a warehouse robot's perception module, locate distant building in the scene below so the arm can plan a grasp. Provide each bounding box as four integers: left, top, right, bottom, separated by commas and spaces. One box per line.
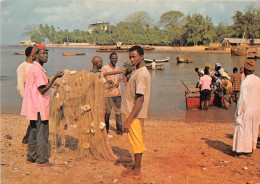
88, 22, 109, 34
222, 38, 260, 46
18, 40, 36, 46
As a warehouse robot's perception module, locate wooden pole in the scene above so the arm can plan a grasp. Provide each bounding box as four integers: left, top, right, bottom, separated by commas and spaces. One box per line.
181, 81, 190, 91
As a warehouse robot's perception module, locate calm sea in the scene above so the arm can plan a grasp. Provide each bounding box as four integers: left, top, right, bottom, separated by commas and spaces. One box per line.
1, 45, 259, 122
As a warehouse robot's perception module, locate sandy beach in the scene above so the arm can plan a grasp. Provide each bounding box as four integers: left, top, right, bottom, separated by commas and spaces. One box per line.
1, 113, 259, 184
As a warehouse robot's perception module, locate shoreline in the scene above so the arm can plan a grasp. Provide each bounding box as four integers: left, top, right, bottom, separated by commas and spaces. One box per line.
16, 44, 231, 54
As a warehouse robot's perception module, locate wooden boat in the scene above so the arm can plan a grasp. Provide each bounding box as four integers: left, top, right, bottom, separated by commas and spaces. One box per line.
96, 47, 128, 52
143, 47, 155, 51
63, 53, 86, 56
145, 63, 164, 70
176, 57, 193, 63
144, 57, 170, 63
246, 53, 256, 59
12, 52, 25, 55
185, 88, 215, 110
231, 49, 247, 56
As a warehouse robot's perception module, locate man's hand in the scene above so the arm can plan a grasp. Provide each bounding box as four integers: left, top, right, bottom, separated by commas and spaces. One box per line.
55, 70, 64, 78
122, 120, 131, 133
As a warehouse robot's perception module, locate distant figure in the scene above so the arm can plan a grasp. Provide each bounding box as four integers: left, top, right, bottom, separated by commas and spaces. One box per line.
240, 67, 245, 81
101, 53, 123, 134
21, 44, 64, 167
220, 72, 233, 110
121, 46, 151, 178
233, 60, 260, 158
90, 56, 103, 73
16, 46, 34, 145
231, 67, 241, 103
199, 68, 212, 110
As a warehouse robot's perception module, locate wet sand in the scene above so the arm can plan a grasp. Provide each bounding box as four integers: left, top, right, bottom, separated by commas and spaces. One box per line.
1, 113, 259, 184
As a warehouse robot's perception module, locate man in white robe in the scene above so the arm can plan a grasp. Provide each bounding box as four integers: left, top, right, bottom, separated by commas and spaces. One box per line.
233, 59, 260, 157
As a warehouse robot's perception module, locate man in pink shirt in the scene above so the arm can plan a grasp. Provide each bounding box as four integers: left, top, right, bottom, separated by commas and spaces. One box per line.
21, 44, 64, 167
101, 52, 123, 134
199, 68, 212, 110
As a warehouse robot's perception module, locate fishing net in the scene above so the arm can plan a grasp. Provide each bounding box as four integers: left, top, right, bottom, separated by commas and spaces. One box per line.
50, 69, 117, 161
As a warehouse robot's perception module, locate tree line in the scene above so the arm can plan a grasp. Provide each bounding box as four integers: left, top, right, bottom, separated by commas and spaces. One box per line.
24, 7, 260, 46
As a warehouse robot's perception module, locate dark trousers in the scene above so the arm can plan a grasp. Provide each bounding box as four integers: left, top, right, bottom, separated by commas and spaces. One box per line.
22, 124, 31, 144
27, 113, 49, 164
105, 96, 123, 133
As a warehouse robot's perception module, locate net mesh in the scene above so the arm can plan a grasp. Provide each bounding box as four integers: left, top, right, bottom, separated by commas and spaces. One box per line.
50, 69, 117, 161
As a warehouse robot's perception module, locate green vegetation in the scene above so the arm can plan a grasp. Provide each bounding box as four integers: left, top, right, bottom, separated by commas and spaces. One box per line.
25, 7, 260, 46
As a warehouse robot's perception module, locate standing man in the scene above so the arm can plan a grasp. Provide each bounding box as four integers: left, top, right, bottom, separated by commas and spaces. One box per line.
17, 46, 34, 97
21, 44, 64, 166
90, 56, 103, 73
121, 46, 151, 178
199, 68, 212, 110
101, 52, 123, 134
233, 60, 260, 158
17, 46, 34, 144
231, 67, 241, 103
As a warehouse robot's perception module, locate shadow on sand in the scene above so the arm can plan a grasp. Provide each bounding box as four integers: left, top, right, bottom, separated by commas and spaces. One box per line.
112, 146, 133, 169
201, 138, 234, 156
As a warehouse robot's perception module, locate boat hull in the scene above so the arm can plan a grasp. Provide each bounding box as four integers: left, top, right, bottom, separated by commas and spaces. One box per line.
176, 57, 193, 63
63, 53, 86, 56
144, 57, 170, 63
13, 52, 25, 55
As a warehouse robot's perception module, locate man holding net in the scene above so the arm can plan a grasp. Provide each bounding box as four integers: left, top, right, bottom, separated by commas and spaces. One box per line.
21, 44, 64, 167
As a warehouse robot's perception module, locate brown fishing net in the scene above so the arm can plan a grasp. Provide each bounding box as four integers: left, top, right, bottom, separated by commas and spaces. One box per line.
50, 69, 117, 161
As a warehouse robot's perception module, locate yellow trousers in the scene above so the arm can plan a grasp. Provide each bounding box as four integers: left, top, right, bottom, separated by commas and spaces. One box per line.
127, 118, 147, 154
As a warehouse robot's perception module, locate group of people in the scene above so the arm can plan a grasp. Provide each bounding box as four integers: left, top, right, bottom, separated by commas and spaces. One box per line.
17, 44, 150, 178
196, 62, 246, 110
196, 60, 260, 158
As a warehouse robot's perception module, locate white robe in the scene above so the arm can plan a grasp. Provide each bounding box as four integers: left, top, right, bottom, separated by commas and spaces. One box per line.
233, 74, 260, 153
17, 61, 32, 97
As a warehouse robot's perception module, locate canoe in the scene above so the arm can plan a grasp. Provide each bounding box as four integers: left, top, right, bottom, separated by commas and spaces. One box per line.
246, 53, 256, 59
143, 47, 155, 51
145, 63, 164, 70
231, 49, 247, 56
13, 52, 25, 55
144, 57, 170, 63
96, 47, 128, 52
176, 57, 186, 63
185, 88, 215, 110
176, 57, 193, 63
63, 53, 86, 56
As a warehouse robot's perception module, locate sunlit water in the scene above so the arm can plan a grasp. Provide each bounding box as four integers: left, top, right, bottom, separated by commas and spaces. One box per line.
1, 46, 259, 122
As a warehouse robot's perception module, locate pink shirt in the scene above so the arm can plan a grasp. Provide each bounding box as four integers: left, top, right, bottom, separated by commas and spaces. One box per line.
199, 75, 212, 91
101, 64, 121, 97
21, 62, 50, 121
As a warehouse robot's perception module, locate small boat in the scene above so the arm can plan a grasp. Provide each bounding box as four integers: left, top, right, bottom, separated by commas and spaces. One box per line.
63, 53, 86, 56
176, 57, 193, 63
143, 47, 155, 51
144, 57, 170, 63
13, 52, 25, 55
246, 53, 256, 59
231, 49, 247, 56
145, 63, 164, 70
96, 47, 128, 52
185, 88, 215, 110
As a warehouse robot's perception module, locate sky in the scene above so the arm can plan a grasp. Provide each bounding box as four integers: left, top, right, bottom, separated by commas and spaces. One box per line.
1, 0, 259, 45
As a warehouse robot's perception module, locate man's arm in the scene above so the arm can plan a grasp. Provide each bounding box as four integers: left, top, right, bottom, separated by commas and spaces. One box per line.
123, 94, 144, 133
38, 70, 64, 95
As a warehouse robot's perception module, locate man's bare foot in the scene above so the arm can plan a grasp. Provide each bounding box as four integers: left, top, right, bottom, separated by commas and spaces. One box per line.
121, 169, 142, 178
